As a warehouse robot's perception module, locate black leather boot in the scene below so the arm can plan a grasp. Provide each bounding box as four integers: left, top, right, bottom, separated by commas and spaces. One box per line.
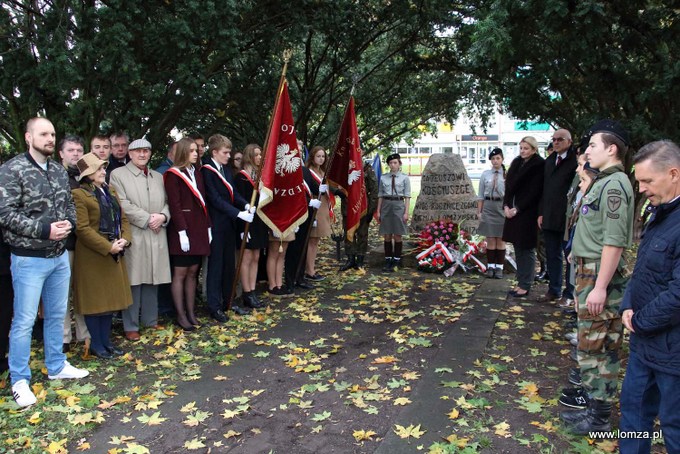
564, 399, 612, 434
244, 291, 265, 309
382, 257, 393, 272
355, 255, 365, 269
339, 255, 356, 271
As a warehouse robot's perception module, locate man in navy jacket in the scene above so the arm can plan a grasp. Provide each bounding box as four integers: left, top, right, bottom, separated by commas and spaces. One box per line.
619, 140, 680, 454
201, 135, 255, 322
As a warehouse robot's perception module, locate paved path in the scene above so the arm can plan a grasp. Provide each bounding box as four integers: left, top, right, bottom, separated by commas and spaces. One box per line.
374, 275, 507, 453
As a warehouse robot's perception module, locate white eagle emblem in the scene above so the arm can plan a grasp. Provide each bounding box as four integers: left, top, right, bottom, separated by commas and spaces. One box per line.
275, 143, 301, 176
347, 160, 362, 185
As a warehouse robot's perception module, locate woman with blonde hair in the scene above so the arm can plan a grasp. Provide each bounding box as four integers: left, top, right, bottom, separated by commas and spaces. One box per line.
164, 138, 211, 330
502, 136, 545, 297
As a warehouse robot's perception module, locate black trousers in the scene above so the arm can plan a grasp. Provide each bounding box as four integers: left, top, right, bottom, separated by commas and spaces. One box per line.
206, 227, 238, 313
284, 214, 312, 291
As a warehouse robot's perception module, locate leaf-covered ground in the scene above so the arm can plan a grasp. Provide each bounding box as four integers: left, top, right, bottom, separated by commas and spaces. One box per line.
0, 242, 668, 453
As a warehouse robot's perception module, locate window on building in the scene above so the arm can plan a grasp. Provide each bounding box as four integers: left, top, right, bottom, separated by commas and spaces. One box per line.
442, 146, 453, 154
418, 147, 432, 154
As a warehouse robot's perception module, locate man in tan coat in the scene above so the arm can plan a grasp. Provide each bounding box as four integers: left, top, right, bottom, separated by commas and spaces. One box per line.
110, 139, 171, 341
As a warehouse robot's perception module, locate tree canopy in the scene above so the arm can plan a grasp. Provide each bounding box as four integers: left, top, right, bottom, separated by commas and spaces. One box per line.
1, 0, 678, 160
0, 0, 468, 157
433, 0, 680, 147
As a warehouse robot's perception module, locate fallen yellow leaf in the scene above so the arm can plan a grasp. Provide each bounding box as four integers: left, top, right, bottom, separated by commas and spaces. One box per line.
353, 429, 377, 441
494, 421, 511, 437
447, 408, 459, 420
393, 424, 426, 439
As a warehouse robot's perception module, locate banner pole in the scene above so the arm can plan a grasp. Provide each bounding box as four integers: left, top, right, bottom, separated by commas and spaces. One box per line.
228, 50, 293, 312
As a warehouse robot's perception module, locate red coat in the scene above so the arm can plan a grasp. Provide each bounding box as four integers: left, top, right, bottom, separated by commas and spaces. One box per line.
164, 167, 211, 256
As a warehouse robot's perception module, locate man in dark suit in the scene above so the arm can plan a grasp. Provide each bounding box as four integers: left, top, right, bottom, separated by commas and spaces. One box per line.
538, 128, 578, 304
201, 135, 255, 322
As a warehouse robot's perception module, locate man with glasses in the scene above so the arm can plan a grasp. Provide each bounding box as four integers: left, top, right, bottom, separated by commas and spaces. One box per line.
109, 132, 130, 172
538, 129, 578, 305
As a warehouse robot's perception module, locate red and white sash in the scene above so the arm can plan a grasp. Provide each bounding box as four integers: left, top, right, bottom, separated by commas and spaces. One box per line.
166, 167, 207, 216
310, 168, 336, 220
203, 164, 234, 203
239, 169, 256, 188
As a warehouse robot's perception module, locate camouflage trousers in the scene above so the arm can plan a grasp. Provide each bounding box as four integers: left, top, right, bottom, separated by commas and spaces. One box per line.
345, 214, 373, 256
575, 259, 628, 402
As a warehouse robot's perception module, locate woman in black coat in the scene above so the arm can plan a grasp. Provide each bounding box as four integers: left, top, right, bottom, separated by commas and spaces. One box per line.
502, 136, 545, 297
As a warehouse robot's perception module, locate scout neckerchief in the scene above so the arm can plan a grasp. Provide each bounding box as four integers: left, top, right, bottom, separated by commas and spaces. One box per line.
203, 162, 234, 203
166, 166, 207, 216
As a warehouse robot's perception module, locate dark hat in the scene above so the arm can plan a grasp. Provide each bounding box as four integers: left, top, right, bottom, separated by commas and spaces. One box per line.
589, 119, 631, 146
582, 161, 600, 177
386, 153, 401, 164
489, 148, 503, 159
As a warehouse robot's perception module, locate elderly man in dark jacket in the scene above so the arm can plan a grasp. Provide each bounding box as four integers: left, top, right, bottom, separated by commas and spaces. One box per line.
619, 140, 680, 454
538, 129, 578, 304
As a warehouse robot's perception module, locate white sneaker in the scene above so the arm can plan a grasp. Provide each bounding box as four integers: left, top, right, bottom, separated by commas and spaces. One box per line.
48, 361, 89, 380
12, 380, 37, 408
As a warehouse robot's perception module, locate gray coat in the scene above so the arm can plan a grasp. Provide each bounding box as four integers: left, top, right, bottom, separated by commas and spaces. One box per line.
110, 162, 171, 286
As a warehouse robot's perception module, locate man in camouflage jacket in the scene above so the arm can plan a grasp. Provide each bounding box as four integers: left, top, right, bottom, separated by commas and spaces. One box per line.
0, 117, 88, 408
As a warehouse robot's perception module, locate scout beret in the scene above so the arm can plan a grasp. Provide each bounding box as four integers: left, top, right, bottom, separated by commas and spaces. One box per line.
589, 119, 631, 146
386, 153, 401, 164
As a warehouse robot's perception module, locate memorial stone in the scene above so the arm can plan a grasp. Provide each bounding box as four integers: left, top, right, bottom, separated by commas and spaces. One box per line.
410, 153, 480, 234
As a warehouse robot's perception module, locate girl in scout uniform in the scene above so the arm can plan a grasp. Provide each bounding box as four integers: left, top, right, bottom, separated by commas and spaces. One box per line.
375, 153, 411, 271
477, 148, 506, 278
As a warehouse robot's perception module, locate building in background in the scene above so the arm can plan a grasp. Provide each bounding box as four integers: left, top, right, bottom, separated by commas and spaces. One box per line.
392, 111, 554, 177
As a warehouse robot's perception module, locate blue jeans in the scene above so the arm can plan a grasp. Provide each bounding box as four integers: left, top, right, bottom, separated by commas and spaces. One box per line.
619, 351, 680, 453
9, 253, 70, 385
543, 229, 564, 297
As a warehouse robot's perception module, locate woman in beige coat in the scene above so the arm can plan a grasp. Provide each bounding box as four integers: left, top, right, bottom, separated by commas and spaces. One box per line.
109, 139, 172, 341
73, 154, 132, 359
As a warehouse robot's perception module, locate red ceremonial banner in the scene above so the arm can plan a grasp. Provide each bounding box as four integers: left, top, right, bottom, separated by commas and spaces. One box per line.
327, 96, 367, 241
257, 81, 308, 237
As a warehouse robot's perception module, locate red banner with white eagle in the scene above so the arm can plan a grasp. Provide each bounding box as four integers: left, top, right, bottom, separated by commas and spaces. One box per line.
327, 96, 366, 241
257, 81, 308, 238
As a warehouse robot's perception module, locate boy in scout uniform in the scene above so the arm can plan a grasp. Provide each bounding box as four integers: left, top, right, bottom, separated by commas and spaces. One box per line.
560, 119, 634, 434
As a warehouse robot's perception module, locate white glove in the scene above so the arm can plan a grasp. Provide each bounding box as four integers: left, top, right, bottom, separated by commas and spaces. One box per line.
237, 210, 254, 223
272, 231, 281, 239
244, 203, 250, 212
179, 230, 190, 252
208, 227, 212, 244
309, 199, 322, 209
240, 232, 252, 241
294, 227, 299, 233
312, 220, 318, 228
319, 184, 328, 194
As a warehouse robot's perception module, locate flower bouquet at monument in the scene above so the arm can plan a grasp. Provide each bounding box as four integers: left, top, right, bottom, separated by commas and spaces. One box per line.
417, 219, 459, 251
417, 245, 453, 273
452, 229, 487, 273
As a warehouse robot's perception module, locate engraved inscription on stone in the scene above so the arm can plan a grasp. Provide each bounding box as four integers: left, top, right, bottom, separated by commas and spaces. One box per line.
410, 154, 479, 234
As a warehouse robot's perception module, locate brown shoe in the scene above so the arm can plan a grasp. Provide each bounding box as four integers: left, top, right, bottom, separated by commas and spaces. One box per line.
539, 292, 559, 303
150, 324, 165, 330
124, 331, 141, 341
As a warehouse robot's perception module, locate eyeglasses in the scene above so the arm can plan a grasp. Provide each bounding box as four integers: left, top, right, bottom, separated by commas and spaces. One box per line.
552, 137, 567, 143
